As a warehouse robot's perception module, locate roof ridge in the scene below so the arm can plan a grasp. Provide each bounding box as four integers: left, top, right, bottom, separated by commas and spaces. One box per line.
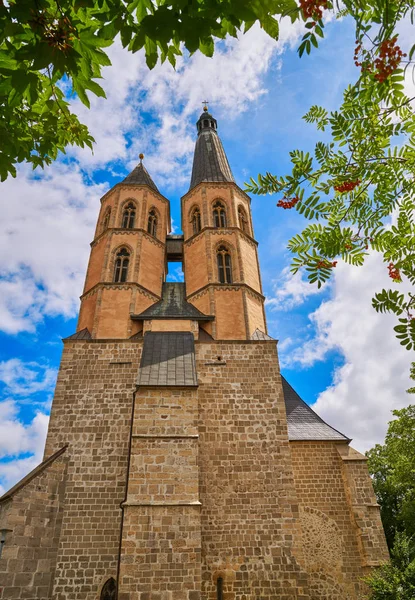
0, 445, 68, 503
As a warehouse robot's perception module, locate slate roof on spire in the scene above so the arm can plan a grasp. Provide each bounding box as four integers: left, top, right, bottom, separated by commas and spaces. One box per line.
189, 109, 235, 191
123, 159, 159, 192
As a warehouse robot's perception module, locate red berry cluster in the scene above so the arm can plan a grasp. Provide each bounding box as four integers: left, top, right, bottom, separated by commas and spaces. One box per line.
316, 260, 337, 269
374, 38, 406, 83
388, 263, 401, 281
299, 0, 328, 20
334, 180, 361, 193
277, 196, 300, 209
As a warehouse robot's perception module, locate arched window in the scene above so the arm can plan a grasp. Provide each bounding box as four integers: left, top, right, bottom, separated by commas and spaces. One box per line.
102, 208, 111, 232
122, 202, 136, 229
113, 248, 130, 283
100, 578, 116, 600
217, 246, 232, 284
213, 201, 227, 228
238, 206, 248, 233
147, 209, 157, 237
191, 207, 201, 235
217, 577, 223, 600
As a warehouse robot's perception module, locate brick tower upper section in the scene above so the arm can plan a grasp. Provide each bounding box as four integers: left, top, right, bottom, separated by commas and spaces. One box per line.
77, 158, 171, 339
76, 109, 267, 340
182, 108, 267, 339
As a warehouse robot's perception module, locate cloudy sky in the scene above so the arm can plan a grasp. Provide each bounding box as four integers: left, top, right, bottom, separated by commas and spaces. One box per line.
0, 15, 414, 495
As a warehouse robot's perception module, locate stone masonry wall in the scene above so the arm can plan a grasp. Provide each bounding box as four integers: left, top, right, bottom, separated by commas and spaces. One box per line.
0, 452, 67, 600
290, 441, 387, 599
44, 340, 142, 600
118, 387, 201, 600
196, 341, 310, 600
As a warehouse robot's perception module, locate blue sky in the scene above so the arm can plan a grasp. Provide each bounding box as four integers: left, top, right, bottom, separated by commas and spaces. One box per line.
0, 15, 413, 494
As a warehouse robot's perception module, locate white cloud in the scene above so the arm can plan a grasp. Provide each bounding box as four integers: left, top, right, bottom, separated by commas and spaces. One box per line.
266, 266, 327, 311
0, 359, 54, 495
68, 20, 306, 184
280, 254, 413, 452
0, 164, 106, 333
0, 359, 57, 397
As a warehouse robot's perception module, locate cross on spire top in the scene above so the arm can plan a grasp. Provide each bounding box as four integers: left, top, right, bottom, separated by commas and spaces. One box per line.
202, 100, 209, 112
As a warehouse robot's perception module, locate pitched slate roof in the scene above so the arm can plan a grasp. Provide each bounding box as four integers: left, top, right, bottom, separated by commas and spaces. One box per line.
132, 282, 213, 321
282, 376, 350, 442
64, 328, 91, 341
137, 332, 198, 387
251, 328, 275, 341
189, 111, 235, 191
122, 160, 159, 192
0, 445, 68, 503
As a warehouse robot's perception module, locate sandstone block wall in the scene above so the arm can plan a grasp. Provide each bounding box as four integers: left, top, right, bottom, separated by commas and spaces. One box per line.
0, 452, 67, 600
290, 441, 388, 599
44, 340, 142, 600
119, 387, 201, 600
196, 341, 309, 600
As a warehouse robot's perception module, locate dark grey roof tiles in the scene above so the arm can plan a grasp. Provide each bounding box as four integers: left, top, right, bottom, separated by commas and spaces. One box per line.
64, 328, 91, 340
137, 332, 198, 387
251, 328, 276, 341
282, 376, 350, 442
189, 129, 235, 190
132, 282, 213, 321
123, 161, 159, 192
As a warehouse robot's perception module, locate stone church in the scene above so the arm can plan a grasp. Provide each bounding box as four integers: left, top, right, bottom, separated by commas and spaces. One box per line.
0, 107, 388, 600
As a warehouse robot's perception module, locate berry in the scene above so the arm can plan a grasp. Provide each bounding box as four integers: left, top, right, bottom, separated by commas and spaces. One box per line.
276, 196, 300, 209
299, 0, 328, 21
334, 179, 361, 193
388, 262, 401, 281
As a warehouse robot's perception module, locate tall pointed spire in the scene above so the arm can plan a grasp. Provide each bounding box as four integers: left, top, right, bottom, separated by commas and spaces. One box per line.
189, 106, 235, 191
123, 153, 159, 192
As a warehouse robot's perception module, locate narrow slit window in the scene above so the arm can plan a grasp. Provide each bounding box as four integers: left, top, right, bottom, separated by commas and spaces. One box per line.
102, 208, 111, 231
147, 209, 157, 237
122, 202, 136, 229
192, 208, 202, 235
217, 246, 232, 284
113, 248, 130, 283
238, 206, 248, 233
213, 201, 227, 228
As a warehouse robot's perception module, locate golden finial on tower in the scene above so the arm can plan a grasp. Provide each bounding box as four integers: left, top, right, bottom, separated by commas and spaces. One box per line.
202, 100, 209, 112
139, 153, 144, 161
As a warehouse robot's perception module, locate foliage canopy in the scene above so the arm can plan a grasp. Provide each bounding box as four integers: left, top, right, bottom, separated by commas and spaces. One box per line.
246, 0, 415, 354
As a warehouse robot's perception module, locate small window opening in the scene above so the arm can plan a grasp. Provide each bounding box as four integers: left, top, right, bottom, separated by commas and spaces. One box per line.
0, 529, 11, 559
102, 208, 111, 232
100, 577, 117, 600
217, 577, 223, 600
204, 119, 209, 128
113, 248, 130, 283
213, 201, 227, 228
192, 207, 202, 235
238, 206, 248, 233
217, 246, 232, 284
122, 202, 136, 229
147, 209, 157, 237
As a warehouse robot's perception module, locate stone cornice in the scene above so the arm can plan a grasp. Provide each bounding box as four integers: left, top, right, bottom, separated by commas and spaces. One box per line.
181, 181, 251, 203
91, 227, 166, 248
184, 227, 258, 248
80, 281, 161, 302
100, 182, 170, 206
187, 282, 265, 303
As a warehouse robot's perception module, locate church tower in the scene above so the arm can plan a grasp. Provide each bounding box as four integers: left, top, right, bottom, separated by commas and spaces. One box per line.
0, 108, 388, 600
182, 107, 266, 340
